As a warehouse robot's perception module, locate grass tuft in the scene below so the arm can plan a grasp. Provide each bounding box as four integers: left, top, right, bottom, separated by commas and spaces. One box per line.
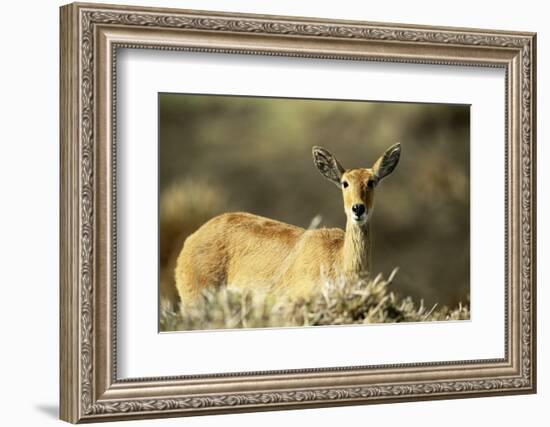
160, 269, 469, 332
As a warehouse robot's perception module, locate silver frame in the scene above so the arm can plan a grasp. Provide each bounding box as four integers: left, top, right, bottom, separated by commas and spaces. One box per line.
60, 2, 536, 423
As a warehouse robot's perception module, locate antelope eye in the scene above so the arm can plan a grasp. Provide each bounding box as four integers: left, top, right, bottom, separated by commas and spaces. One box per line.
342, 181, 349, 188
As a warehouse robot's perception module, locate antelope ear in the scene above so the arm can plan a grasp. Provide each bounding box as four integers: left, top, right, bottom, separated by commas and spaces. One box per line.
312, 146, 345, 187
372, 143, 401, 182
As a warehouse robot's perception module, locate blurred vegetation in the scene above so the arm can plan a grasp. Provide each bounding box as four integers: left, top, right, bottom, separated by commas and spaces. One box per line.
160, 269, 469, 331
159, 93, 470, 328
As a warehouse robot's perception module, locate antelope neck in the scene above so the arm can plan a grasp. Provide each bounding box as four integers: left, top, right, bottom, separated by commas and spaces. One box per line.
342, 220, 371, 276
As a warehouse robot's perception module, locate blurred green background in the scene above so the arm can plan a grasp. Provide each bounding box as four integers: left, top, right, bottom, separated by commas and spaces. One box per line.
159, 93, 470, 309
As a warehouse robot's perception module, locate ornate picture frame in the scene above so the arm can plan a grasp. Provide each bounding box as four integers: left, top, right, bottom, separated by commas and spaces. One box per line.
60, 2, 536, 423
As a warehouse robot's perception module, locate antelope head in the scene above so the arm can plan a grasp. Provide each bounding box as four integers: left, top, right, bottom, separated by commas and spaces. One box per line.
312, 143, 401, 227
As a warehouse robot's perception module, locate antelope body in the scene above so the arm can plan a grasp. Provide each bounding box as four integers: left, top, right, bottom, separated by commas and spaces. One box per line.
175, 144, 401, 307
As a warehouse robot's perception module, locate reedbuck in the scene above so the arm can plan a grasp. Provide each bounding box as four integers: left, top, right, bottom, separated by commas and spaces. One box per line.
175, 143, 401, 307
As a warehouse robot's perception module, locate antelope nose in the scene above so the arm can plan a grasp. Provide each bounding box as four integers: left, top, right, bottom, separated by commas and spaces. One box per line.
352, 204, 366, 216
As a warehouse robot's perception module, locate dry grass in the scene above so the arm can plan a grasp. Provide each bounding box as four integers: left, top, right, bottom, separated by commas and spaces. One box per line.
160, 269, 469, 332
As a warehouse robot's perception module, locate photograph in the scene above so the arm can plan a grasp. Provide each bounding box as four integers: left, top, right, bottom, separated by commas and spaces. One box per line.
158, 93, 471, 332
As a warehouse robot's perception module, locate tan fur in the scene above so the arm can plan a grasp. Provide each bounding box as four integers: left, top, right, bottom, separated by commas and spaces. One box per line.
174, 144, 400, 307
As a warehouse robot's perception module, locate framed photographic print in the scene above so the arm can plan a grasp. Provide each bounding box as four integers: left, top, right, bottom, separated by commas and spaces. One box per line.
59, 2, 537, 423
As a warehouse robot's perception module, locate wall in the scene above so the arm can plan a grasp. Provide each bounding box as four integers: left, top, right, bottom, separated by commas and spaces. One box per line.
0, 0, 546, 425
